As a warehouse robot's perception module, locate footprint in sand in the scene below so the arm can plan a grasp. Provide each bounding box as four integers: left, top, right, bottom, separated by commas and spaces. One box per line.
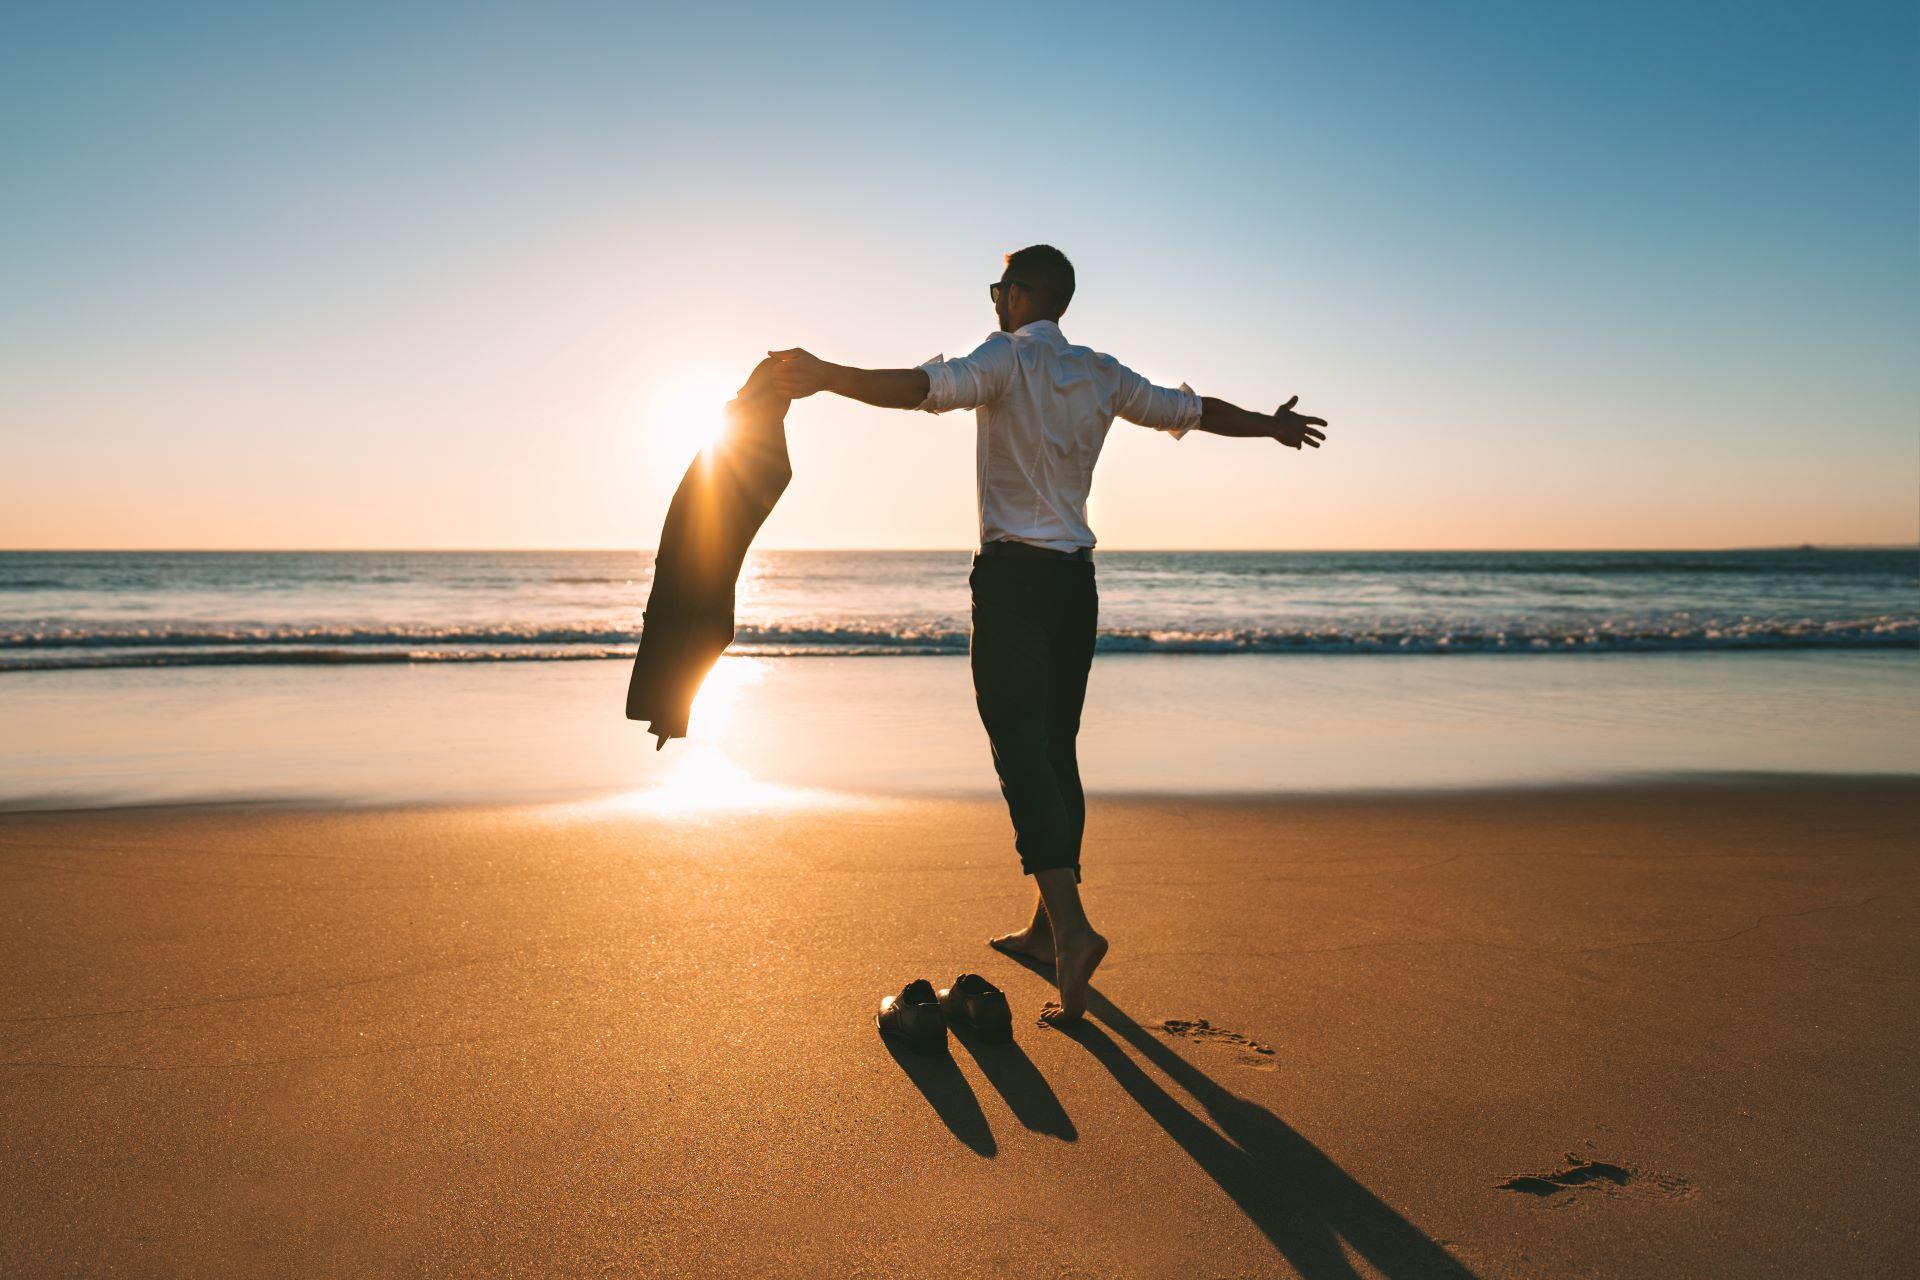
1497, 1152, 1694, 1204
1153, 1017, 1279, 1071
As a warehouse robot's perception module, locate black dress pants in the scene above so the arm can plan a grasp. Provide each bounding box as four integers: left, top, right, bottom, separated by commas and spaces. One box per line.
968, 553, 1098, 881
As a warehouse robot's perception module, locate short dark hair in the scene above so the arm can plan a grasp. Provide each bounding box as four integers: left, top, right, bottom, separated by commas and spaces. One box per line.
1003, 244, 1075, 319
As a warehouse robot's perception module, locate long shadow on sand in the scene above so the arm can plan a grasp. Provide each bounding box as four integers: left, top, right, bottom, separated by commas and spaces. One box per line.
883, 1024, 1078, 1152
1006, 954, 1478, 1280
950, 1024, 1076, 1140
881, 1035, 995, 1156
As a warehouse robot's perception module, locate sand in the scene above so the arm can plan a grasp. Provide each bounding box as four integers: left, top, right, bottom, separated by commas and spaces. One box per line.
2, 775, 1916, 1278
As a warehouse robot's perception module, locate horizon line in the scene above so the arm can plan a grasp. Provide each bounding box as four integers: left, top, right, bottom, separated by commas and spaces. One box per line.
2, 543, 1913, 555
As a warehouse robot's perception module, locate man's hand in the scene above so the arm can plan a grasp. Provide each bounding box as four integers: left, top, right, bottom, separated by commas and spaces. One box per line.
765, 348, 835, 399
762, 350, 932, 410
1271, 395, 1327, 450
1197, 393, 1330, 447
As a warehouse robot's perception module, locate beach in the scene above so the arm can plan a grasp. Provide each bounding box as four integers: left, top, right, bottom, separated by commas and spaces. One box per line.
4, 776, 1917, 1278
4, 548, 1916, 1276
8, 0, 1915, 1273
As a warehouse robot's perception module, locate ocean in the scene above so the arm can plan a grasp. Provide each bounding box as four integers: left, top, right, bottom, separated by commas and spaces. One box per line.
3, 548, 1914, 671
2, 548, 1915, 809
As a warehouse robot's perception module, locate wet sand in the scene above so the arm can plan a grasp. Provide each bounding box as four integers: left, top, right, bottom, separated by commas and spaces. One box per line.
6, 650, 1915, 810
3, 775, 1916, 1277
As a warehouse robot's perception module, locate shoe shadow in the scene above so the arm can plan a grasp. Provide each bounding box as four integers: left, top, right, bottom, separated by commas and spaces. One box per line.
998, 952, 1477, 1279
880, 1033, 996, 1157
950, 1025, 1077, 1141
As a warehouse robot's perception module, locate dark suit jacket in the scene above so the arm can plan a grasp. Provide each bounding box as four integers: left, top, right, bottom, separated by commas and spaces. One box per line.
626, 359, 792, 747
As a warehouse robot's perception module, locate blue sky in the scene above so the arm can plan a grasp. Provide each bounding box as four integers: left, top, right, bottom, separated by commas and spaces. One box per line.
2, 1, 1914, 548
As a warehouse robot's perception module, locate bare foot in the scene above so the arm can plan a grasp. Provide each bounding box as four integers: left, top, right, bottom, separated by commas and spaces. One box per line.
988, 926, 1055, 967
1038, 929, 1107, 1025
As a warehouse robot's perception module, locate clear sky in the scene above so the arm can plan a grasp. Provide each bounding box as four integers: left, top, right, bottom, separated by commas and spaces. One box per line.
3, 1, 1914, 550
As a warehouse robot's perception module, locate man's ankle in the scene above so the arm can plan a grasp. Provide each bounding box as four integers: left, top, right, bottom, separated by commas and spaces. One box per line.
1050, 921, 1098, 948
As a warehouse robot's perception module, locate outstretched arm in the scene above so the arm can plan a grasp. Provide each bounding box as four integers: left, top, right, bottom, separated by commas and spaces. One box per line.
1197, 395, 1327, 449
1111, 361, 1327, 450
765, 348, 929, 410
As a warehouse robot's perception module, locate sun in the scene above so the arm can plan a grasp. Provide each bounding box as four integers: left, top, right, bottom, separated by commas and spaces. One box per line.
640, 369, 740, 463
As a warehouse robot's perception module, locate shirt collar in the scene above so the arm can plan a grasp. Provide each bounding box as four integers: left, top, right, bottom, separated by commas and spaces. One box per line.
1000, 319, 1065, 344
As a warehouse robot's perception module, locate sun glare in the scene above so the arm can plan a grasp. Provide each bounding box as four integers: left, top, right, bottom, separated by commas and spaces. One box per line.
642, 370, 740, 462
582, 658, 839, 817
685, 655, 763, 735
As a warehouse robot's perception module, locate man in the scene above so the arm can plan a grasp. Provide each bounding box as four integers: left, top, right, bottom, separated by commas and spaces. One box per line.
767, 245, 1327, 1023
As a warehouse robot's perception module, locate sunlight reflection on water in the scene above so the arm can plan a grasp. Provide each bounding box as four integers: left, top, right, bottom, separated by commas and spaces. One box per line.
589, 744, 835, 816
591, 657, 843, 817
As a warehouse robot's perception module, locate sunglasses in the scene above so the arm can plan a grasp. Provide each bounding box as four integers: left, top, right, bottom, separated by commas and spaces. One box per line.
989, 278, 1031, 305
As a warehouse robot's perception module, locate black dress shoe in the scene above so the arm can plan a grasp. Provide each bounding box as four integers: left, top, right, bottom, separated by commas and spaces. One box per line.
877, 978, 947, 1054
936, 973, 1013, 1042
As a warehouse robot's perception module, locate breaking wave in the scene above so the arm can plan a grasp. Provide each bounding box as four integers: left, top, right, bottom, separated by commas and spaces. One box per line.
2, 616, 1913, 671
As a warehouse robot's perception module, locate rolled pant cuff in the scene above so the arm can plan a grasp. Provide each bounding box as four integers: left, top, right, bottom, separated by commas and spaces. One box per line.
1021, 861, 1083, 884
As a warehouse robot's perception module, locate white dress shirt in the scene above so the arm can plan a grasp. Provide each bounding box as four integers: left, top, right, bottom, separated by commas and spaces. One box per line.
915, 320, 1201, 553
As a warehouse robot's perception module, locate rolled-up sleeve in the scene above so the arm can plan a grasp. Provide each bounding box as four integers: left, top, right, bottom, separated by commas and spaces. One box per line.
1111, 363, 1203, 440
915, 335, 1017, 413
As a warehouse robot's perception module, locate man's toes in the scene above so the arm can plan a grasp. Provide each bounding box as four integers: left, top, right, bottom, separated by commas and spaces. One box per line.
1038, 1000, 1082, 1026
989, 933, 1054, 962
